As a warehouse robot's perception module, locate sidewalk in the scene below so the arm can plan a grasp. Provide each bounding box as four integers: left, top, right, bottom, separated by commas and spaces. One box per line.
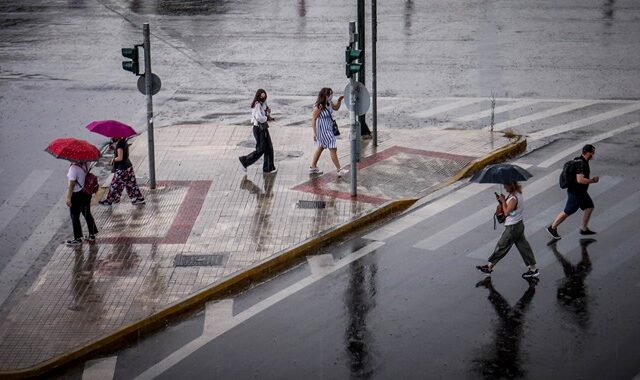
0, 121, 523, 375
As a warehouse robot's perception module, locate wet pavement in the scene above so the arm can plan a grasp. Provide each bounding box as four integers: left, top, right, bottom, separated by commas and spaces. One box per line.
0, 116, 516, 370
1, 0, 640, 376
67, 123, 640, 380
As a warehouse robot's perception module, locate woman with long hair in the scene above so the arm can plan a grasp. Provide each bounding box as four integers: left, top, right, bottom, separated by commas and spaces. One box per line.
98, 137, 145, 206
239, 89, 276, 173
309, 87, 348, 177
476, 182, 539, 278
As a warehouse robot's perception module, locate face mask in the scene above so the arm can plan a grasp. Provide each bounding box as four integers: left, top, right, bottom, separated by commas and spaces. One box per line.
328, 94, 333, 103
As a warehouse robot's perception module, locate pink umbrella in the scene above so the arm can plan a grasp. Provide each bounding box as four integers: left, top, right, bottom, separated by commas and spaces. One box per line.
86, 120, 137, 138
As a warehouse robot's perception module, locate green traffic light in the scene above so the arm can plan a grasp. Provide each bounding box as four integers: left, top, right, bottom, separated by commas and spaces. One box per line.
345, 46, 363, 78
121, 46, 140, 75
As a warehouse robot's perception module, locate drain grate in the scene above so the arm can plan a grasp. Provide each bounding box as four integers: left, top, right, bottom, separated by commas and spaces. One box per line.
174, 254, 225, 267
297, 200, 327, 209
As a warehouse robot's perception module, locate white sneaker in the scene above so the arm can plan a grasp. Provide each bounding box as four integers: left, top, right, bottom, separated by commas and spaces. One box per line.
309, 167, 323, 175
337, 168, 349, 177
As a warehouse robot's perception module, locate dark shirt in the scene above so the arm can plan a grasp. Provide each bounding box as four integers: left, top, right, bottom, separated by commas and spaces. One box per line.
114, 139, 132, 170
569, 155, 590, 195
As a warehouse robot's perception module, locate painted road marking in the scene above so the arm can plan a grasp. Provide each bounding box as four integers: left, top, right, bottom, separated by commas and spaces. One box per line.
487, 100, 598, 132
82, 356, 118, 380
530, 103, 640, 141
134, 241, 385, 380
414, 170, 561, 251
412, 98, 482, 119
0, 169, 53, 233
538, 122, 640, 168
456, 99, 538, 123
204, 299, 234, 337
364, 183, 493, 241
0, 196, 67, 307
466, 176, 622, 261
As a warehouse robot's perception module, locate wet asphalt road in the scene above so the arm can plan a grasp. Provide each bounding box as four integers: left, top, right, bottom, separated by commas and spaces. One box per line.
2, 0, 640, 272
54, 124, 640, 379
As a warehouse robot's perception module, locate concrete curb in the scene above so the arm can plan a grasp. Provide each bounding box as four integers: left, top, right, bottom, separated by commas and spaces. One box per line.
0, 198, 417, 379
0, 134, 526, 379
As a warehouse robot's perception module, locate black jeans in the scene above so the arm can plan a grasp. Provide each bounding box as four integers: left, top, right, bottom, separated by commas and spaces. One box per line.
239, 125, 275, 172
70, 191, 98, 239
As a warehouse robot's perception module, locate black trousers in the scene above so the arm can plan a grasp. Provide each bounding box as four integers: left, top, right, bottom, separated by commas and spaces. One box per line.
239, 125, 275, 172
70, 191, 98, 239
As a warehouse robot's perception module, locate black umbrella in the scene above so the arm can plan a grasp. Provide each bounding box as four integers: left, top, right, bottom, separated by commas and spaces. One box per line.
469, 163, 533, 184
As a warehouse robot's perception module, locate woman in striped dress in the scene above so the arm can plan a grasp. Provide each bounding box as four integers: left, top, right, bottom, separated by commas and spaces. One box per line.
309, 87, 348, 177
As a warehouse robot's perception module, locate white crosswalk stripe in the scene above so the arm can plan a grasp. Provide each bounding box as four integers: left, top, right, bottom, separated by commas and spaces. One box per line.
455, 99, 538, 123
538, 122, 640, 168
412, 98, 482, 119
486, 100, 598, 132
466, 176, 622, 262
414, 170, 561, 251
0, 169, 53, 233
529, 102, 640, 141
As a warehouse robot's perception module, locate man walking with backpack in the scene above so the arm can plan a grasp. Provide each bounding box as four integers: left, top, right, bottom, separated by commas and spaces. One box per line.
547, 144, 599, 240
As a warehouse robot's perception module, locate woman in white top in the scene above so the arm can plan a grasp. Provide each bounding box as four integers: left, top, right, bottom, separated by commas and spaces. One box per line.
65, 161, 98, 246
239, 89, 276, 174
476, 182, 539, 278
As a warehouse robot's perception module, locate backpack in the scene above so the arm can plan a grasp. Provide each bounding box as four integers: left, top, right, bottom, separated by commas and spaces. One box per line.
559, 159, 580, 189
79, 165, 99, 195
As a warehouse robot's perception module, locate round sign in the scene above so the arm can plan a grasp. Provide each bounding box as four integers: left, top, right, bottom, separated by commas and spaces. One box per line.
137, 73, 162, 96
343, 82, 370, 116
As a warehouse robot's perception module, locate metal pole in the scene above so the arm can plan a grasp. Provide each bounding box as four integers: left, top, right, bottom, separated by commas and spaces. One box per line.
357, 0, 370, 139
349, 22, 358, 197
143, 23, 156, 189
371, 0, 378, 147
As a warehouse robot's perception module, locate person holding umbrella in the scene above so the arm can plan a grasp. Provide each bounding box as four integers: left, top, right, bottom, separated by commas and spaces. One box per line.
46, 138, 100, 246
85, 120, 146, 207
471, 164, 539, 279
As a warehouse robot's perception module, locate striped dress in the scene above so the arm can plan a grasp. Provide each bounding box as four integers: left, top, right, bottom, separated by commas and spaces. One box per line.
315, 104, 336, 149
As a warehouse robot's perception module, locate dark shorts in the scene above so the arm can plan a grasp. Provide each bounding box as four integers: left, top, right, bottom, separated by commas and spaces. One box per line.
564, 192, 594, 215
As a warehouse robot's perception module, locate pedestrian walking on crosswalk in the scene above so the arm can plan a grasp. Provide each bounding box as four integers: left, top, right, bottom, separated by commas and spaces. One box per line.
308, 87, 349, 177
547, 144, 599, 240
476, 182, 540, 278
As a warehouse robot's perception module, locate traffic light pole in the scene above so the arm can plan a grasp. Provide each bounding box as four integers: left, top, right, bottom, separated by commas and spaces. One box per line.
143, 23, 156, 189
371, 0, 378, 147
356, 0, 371, 140
349, 22, 358, 197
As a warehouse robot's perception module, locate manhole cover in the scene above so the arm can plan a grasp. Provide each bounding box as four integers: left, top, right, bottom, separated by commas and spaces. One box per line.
297, 200, 326, 209
174, 254, 225, 267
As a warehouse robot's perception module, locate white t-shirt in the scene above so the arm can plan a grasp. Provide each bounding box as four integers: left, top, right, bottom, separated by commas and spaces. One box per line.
505, 193, 524, 226
251, 102, 268, 126
67, 163, 87, 193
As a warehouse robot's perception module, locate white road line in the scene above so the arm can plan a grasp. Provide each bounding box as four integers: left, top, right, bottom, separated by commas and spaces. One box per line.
203, 299, 234, 337
414, 170, 561, 251
82, 356, 118, 380
529, 103, 640, 141
487, 100, 598, 132
364, 183, 493, 241
0, 169, 53, 233
412, 98, 482, 119
134, 241, 385, 380
0, 196, 67, 307
466, 176, 621, 261
456, 100, 538, 123
538, 122, 640, 168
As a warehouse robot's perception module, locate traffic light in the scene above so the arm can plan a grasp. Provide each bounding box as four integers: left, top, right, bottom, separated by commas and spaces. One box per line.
345, 46, 362, 78
121, 45, 141, 75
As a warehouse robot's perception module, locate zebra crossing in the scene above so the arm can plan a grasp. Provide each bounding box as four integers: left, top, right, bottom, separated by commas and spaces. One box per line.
365, 149, 640, 274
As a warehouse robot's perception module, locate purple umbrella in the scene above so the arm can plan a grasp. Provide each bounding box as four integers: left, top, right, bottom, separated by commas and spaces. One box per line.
86, 120, 137, 138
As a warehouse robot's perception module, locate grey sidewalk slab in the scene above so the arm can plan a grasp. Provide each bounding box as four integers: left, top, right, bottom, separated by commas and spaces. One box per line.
0, 122, 516, 371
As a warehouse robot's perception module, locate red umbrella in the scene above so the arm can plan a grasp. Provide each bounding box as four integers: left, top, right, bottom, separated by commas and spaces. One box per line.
45, 138, 101, 162
86, 120, 137, 138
